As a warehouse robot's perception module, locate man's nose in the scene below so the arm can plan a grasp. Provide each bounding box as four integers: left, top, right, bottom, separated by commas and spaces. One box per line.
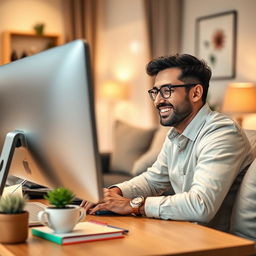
154, 92, 165, 106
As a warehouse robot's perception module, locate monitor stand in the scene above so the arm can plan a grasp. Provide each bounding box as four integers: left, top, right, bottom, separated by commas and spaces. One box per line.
0, 130, 26, 196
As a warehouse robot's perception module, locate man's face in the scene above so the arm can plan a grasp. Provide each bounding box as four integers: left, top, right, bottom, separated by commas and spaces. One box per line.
153, 68, 193, 127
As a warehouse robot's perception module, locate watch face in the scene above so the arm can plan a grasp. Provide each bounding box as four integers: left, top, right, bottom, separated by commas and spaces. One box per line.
131, 196, 144, 206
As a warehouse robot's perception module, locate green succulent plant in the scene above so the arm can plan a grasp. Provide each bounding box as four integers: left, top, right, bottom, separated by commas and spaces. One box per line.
0, 194, 27, 214
44, 187, 75, 208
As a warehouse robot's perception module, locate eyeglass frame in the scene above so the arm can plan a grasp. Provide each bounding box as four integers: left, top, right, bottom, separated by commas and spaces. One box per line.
148, 83, 198, 101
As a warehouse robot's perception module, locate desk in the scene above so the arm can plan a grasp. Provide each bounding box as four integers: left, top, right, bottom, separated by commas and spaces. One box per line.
0, 215, 254, 256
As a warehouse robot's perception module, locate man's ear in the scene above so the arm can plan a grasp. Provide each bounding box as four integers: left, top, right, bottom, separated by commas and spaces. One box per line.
190, 84, 203, 103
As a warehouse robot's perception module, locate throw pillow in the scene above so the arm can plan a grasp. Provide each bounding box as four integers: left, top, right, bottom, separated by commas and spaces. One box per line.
131, 126, 170, 176
110, 120, 156, 174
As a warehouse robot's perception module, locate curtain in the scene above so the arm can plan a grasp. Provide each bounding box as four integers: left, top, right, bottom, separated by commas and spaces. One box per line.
144, 0, 183, 124
144, 0, 183, 59
62, 0, 99, 67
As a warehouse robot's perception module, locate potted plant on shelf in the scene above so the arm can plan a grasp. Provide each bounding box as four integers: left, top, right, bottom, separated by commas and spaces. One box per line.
33, 23, 45, 35
0, 194, 28, 243
38, 187, 85, 233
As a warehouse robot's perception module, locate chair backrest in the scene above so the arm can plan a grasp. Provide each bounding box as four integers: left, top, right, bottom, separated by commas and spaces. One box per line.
230, 158, 256, 241
230, 129, 256, 241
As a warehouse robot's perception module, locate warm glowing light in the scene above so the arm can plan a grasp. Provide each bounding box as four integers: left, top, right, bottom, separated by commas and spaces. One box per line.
129, 41, 141, 53
115, 69, 131, 82
222, 83, 256, 114
243, 114, 256, 130
222, 82, 256, 127
229, 82, 255, 88
101, 81, 126, 100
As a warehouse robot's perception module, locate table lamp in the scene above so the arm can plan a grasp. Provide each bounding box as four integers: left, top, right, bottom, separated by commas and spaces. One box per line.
222, 83, 256, 127
101, 81, 127, 150
101, 81, 127, 101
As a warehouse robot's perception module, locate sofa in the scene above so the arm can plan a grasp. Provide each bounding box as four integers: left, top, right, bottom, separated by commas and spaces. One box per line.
102, 120, 256, 241
102, 120, 170, 187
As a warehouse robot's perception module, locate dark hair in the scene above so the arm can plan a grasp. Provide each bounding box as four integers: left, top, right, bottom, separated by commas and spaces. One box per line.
146, 54, 212, 104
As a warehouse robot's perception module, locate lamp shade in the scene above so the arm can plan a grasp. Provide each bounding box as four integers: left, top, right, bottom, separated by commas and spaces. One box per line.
101, 81, 126, 101
222, 83, 256, 114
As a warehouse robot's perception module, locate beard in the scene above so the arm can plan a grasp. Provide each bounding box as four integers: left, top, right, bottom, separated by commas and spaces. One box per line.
157, 95, 193, 127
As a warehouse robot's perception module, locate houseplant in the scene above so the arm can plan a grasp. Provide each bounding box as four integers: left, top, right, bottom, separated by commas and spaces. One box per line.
44, 187, 75, 208
38, 187, 85, 233
33, 23, 45, 35
0, 194, 28, 243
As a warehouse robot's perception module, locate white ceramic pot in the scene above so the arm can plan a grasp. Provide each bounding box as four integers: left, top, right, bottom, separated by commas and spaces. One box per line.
38, 205, 85, 233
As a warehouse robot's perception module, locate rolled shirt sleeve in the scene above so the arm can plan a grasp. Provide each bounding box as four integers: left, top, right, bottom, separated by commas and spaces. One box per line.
115, 136, 171, 199
145, 127, 251, 221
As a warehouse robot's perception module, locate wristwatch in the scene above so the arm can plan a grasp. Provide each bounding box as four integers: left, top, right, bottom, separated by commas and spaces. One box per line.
130, 196, 145, 216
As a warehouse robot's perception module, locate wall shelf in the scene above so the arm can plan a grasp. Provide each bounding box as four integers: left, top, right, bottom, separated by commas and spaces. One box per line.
2, 31, 63, 65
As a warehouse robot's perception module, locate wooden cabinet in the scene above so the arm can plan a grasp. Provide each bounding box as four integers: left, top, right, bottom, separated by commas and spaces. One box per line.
2, 31, 63, 65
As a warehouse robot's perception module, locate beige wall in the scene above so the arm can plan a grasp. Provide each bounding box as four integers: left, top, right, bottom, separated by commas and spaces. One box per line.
182, 0, 256, 110
95, 0, 154, 151
0, 0, 65, 62
5, 1, 255, 150
0, 0, 154, 152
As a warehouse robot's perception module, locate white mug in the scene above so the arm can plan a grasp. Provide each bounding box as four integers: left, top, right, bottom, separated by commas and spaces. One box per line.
38, 205, 85, 233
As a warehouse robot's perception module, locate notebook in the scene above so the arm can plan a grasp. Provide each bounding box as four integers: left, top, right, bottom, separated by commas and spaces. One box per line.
25, 202, 47, 226
32, 220, 128, 245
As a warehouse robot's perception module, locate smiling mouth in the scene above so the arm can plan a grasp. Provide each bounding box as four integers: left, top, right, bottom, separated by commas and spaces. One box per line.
159, 107, 172, 118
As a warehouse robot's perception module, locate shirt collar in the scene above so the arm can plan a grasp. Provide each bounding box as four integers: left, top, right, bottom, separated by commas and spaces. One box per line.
182, 103, 211, 141
167, 104, 212, 142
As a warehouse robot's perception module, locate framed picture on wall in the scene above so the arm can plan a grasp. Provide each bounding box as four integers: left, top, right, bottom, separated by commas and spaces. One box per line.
196, 11, 237, 80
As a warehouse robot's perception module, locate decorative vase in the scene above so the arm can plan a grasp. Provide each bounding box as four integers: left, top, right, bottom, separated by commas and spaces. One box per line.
0, 211, 29, 243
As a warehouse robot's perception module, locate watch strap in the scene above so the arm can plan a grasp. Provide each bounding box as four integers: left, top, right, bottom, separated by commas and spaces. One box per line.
131, 206, 140, 215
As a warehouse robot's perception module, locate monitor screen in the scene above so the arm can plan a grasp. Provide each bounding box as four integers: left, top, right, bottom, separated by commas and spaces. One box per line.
0, 40, 103, 203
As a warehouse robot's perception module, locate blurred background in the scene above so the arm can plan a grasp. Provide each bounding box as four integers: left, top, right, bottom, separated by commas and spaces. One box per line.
0, 0, 256, 152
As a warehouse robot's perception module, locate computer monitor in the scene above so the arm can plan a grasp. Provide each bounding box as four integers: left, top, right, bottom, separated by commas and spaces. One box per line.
0, 40, 103, 203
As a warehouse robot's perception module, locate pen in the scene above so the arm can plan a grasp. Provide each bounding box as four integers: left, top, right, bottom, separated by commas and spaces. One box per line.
107, 224, 129, 233
89, 220, 129, 233
11, 179, 27, 194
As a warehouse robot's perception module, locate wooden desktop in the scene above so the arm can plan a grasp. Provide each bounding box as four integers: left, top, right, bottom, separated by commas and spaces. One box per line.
0, 214, 254, 256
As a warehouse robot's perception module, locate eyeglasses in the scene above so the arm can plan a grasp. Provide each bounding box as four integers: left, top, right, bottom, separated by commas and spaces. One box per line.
148, 84, 197, 101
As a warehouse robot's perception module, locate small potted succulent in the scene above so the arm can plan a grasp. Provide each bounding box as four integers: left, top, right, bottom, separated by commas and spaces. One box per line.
38, 187, 85, 233
0, 194, 28, 243
44, 187, 75, 208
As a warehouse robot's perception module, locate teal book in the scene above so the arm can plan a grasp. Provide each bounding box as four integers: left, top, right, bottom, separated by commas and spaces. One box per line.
32, 220, 127, 245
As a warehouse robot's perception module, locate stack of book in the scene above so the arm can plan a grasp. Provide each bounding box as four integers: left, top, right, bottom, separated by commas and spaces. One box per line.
32, 220, 128, 245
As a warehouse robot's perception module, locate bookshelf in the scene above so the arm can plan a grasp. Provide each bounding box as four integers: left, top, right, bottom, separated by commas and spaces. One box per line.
2, 31, 63, 65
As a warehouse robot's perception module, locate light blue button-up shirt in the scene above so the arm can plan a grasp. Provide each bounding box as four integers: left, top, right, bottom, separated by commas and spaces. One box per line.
116, 104, 254, 231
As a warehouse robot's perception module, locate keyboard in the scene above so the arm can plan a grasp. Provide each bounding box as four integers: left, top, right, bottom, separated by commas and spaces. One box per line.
22, 187, 51, 199
25, 202, 47, 226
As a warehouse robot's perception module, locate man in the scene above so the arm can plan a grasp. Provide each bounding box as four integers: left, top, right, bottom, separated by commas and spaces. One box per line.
82, 54, 253, 231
